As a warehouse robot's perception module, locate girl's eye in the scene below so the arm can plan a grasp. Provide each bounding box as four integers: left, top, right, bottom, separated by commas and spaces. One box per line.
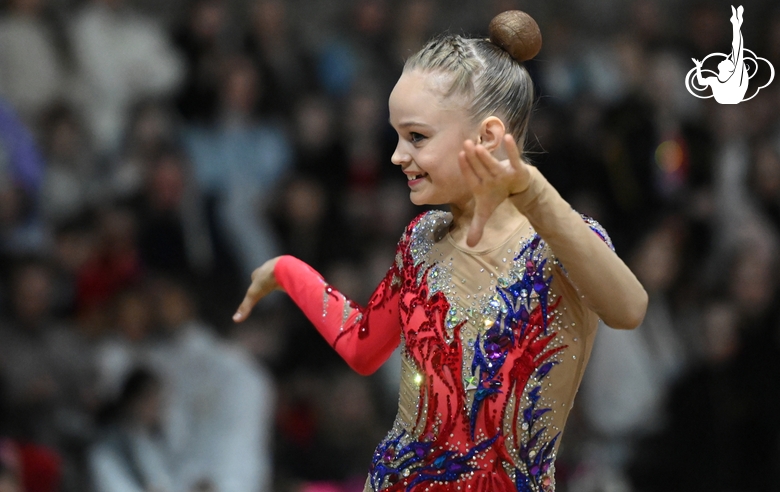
410, 132, 426, 144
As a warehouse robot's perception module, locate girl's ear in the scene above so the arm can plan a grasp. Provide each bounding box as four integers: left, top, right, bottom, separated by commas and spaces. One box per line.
478, 116, 506, 152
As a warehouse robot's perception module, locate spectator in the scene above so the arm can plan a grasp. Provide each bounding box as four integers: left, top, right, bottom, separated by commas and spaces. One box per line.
0, 438, 62, 492
173, 0, 229, 123
70, 0, 184, 154
0, 98, 43, 197
112, 100, 178, 202
150, 278, 275, 492
0, 434, 22, 492
182, 55, 291, 280
135, 145, 214, 279
270, 96, 354, 268
749, 140, 780, 234
90, 368, 176, 492
390, 0, 436, 68
0, 0, 68, 126
244, 0, 314, 114
94, 286, 156, 401
629, 241, 780, 490
38, 103, 103, 225
0, 258, 92, 490
74, 207, 143, 315
576, 218, 689, 491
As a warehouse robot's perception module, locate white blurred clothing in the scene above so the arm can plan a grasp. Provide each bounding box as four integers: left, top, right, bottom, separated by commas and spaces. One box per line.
70, 3, 183, 153
90, 429, 176, 492
717, 140, 779, 247
700, 138, 780, 287
95, 337, 157, 401
576, 296, 685, 491
152, 321, 275, 492
581, 296, 685, 436
40, 158, 105, 225
0, 14, 65, 123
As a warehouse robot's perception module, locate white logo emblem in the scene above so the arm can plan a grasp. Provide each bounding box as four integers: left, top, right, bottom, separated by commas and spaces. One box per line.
685, 5, 774, 104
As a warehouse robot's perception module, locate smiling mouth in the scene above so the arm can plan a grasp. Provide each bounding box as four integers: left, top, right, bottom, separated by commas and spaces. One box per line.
407, 173, 428, 181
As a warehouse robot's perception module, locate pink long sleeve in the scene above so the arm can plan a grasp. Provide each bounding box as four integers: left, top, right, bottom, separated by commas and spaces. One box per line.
274, 240, 407, 376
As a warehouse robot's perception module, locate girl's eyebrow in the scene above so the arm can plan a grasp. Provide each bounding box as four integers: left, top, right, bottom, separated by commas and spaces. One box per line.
389, 119, 433, 129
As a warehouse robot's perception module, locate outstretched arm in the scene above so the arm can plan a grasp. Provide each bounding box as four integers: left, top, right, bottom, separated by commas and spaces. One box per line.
234, 252, 404, 376
459, 135, 648, 329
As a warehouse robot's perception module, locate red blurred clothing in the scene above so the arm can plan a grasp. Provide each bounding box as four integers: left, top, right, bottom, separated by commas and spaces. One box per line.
0, 440, 61, 492
76, 250, 143, 314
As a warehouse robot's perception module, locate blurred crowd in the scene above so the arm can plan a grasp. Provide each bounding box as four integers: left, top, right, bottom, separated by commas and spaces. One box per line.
0, 0, 779, 490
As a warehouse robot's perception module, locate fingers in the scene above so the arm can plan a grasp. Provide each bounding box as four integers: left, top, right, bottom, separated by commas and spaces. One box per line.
462, 139, 495, 182
474, 144, 505, 174
502, 134, 533, 195
503, 134, 522, 170
233, 265, 270, 322
459, 150, 482, 190
233, 282, 262, 322
463, 138, 514, 184
233, 258, 281, 322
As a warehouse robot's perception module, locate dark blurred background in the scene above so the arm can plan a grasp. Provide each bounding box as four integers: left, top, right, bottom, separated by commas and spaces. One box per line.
0, 0, 779, 490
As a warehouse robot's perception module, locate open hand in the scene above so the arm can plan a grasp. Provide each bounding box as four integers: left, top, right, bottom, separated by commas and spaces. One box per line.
458, 134, 532, 247
233, 257, 283, 322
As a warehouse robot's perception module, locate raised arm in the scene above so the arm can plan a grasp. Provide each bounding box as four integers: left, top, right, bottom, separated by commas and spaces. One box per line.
459, 134, 648, 329
510, 165, 648, 329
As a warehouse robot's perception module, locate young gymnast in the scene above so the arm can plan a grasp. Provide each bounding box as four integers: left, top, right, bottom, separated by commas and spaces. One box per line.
234, 10, 648, 492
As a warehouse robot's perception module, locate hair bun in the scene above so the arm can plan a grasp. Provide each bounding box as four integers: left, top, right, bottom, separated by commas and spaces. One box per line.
488, 10, 542, 62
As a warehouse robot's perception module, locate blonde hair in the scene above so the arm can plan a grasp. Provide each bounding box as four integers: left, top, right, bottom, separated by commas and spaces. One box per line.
403, 35, 534, 146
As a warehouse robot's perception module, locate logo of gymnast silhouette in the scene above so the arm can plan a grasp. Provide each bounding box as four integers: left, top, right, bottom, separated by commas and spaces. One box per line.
685, 5, 774, 104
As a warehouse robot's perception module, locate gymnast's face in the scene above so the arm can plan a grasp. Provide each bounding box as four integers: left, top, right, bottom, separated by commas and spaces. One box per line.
389, 70, 479, 207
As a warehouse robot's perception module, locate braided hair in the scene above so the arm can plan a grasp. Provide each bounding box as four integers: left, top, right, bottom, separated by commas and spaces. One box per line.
403, 11, 541, 146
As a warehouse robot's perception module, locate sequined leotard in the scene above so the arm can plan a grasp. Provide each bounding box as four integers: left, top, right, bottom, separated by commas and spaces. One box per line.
275, 166, 630, 492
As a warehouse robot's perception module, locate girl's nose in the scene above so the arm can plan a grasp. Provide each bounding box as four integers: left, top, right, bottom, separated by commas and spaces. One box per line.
391, 142, 410, 166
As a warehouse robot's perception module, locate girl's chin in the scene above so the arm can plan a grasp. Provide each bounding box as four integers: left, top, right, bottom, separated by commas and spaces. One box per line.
409, 191, 440, 206
409, 194, 425, 205
409, 191, 461, 208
